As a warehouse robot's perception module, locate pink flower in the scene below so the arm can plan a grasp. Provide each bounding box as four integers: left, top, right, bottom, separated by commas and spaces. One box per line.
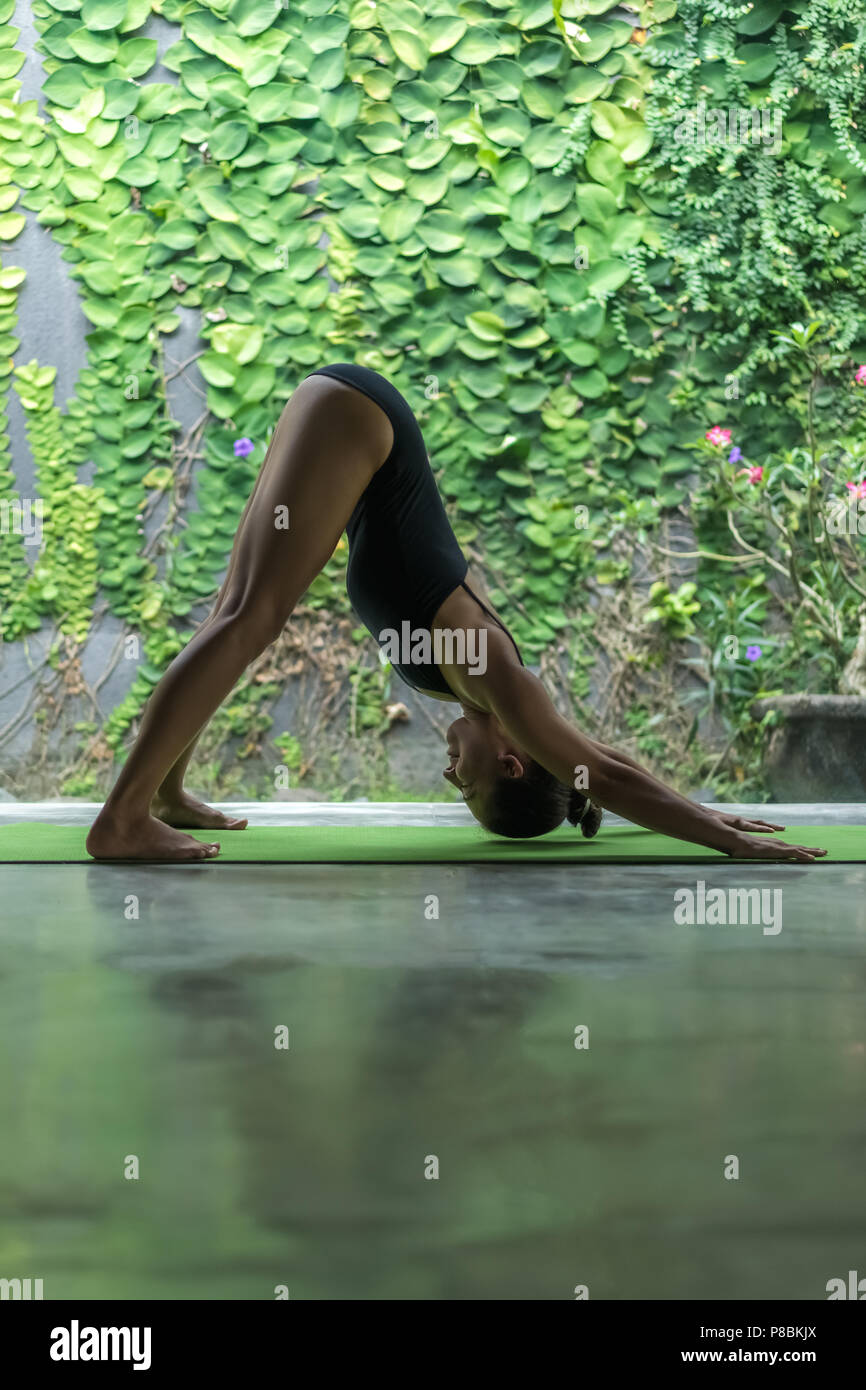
855, 365, 866, 385
705, 426, 732, 446
737, 466, 763, 484
845, 479, 866, 498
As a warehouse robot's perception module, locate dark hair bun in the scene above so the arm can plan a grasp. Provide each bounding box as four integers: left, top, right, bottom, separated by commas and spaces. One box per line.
567, 789, 603, 839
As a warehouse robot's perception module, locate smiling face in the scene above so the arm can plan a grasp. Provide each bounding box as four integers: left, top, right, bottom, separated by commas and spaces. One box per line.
443, 714, 527, 825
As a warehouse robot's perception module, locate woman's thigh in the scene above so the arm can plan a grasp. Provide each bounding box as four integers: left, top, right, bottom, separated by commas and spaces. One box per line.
218, 375, 392, 622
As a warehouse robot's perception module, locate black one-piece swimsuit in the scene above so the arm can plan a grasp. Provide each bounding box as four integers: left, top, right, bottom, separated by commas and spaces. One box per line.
304, 362, 524, 697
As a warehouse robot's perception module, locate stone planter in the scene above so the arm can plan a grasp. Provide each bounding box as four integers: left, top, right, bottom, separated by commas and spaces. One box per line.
751, 695, 866, 801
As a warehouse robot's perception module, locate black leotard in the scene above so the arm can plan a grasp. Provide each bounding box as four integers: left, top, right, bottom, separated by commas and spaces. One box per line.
305, 362, 524, 697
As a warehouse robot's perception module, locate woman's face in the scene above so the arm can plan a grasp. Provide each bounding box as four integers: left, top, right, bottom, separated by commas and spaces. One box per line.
443, 715, 526, 822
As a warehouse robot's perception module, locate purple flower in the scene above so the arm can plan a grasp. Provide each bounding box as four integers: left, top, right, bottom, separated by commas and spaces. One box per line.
233, 437, 254, 458
745, 645, 761, 662
728, 446, 743, 465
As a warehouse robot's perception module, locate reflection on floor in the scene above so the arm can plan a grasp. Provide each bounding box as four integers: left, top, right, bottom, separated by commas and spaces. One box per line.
1, 804, 864, 1299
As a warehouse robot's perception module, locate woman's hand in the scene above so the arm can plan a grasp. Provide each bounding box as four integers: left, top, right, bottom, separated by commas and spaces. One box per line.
706, 810, 787, 834
707, 811, 829, 858
722, 830, 828, 861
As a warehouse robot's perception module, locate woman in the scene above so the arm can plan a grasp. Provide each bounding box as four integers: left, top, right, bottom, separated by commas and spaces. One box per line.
87, 363, 826, 862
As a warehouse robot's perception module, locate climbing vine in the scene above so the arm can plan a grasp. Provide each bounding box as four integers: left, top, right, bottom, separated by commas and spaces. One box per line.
0, 0, 864, 799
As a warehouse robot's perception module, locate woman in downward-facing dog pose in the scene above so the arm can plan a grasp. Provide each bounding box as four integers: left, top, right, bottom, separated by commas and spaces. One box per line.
87, 363, 827, 862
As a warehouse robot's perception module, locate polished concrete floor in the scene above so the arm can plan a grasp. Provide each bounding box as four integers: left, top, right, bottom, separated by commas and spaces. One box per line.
1, 804, 865, 1300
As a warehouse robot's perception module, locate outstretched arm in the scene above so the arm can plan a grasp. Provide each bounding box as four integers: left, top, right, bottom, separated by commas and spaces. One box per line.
484, 665, 826, 861
583, 736, 785, 834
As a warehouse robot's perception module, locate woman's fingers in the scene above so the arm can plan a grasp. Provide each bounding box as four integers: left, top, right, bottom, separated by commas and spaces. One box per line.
714, 811, 787, 833
730, 834, 828, 861
737, 818, 787, 833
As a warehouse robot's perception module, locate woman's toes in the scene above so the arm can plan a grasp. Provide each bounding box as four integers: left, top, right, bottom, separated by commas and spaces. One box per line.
151, 797, 246, 831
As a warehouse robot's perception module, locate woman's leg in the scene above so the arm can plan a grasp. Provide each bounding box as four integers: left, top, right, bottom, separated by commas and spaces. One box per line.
149, 502, 260, 830
150, 721, 246, 831
87, 374, 392, 860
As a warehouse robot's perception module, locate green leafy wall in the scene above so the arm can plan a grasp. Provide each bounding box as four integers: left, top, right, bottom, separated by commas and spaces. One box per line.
1, 0, 865, 799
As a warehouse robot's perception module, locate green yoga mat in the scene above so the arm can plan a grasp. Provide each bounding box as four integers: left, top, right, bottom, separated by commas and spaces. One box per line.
0, 822, 861, 864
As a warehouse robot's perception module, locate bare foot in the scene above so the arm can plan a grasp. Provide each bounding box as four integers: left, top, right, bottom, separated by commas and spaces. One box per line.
150, 791, 248, 831
86, 808, 221, 862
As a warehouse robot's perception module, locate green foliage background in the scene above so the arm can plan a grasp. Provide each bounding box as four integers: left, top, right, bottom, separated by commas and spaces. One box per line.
0, 0, 865, 797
